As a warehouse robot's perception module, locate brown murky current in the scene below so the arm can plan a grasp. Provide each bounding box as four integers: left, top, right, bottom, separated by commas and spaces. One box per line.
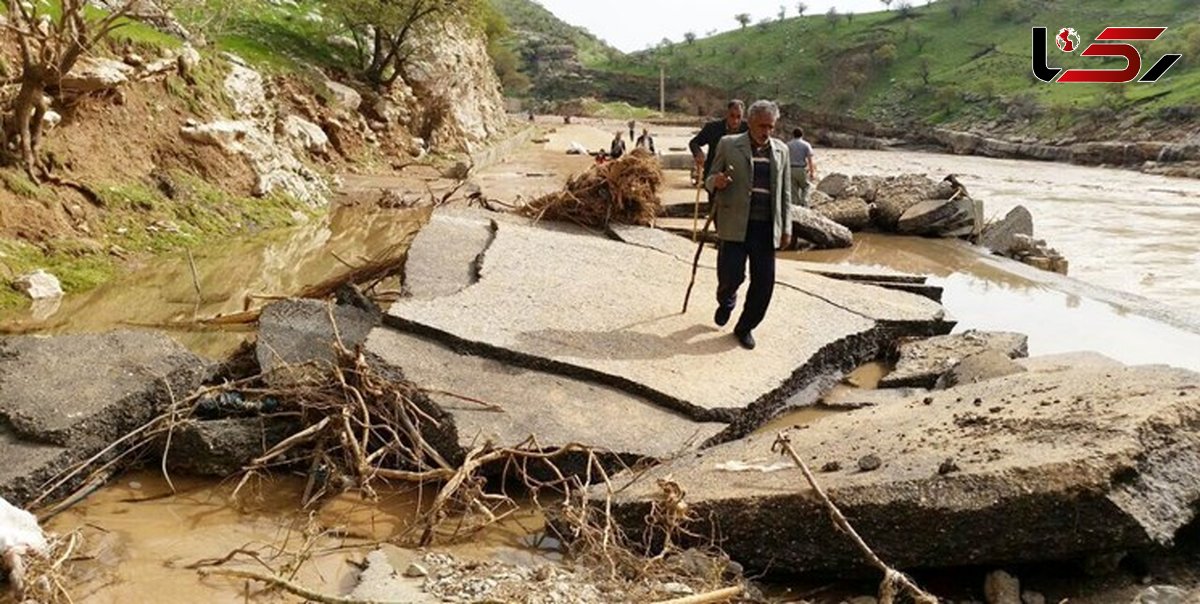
5, 138, 1200, 601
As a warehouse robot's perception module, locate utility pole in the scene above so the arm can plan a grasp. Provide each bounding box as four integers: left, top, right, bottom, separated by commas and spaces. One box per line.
659, 65, 666, 114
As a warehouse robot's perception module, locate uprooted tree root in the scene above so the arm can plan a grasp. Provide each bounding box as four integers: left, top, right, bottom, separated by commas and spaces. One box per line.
520, 149, 664, 228
27, 304, 748, 602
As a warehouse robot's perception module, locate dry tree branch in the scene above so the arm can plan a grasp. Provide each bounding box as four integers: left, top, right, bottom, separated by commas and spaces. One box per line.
772, 431, 938, 604
198, 567, 401, 604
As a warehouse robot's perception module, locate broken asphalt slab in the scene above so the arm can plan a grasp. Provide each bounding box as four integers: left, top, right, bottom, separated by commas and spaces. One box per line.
388, 214, 952, 425
367, 328, 725, 464
403, 213, 495, 300
0, 331, 209, 505
880, 330, 1029, 389
592, 360, 1200, 572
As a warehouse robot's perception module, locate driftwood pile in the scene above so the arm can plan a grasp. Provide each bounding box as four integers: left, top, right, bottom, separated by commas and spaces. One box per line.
521, 149, 663, 228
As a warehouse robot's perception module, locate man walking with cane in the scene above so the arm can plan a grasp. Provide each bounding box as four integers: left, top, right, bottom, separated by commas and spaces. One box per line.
706, 100, 792, 350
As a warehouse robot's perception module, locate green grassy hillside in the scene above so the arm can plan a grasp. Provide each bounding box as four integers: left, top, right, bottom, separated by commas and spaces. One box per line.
594, 0, 1200, 136
490, 0, 618, 67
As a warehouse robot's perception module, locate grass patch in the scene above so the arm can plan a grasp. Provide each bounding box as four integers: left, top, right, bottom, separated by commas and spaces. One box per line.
0, 239, 118, 310
0, 175, 318, 308
578, 99, 664, 120
1, 169, 45, 200
178, 0, 354, 74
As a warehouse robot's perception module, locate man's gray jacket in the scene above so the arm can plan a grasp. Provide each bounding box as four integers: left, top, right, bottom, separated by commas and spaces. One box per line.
704, 132, 793, 248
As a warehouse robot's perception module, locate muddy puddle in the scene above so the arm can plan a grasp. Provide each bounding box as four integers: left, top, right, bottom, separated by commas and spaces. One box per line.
785, 234, 1200, 372
42, 471, 548, 603
0, 204, 428, 359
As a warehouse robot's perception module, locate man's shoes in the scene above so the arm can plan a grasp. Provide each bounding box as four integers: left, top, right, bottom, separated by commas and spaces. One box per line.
735, 330, 756, 350
714, 306, 732, 327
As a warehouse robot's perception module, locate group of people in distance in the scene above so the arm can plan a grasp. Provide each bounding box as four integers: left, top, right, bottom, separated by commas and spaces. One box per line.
607, 120, 656, 160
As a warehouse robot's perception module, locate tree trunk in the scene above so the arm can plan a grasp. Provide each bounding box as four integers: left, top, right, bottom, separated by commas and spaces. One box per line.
11, 75, 46, 181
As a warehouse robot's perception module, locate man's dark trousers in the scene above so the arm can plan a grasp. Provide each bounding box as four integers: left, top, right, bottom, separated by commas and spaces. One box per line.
716, 219, 776, 335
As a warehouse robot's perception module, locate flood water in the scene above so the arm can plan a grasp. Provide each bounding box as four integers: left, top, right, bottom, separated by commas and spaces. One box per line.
43, 471, 547, 603
0, 204, 428, 358
818, 148, 1200, 315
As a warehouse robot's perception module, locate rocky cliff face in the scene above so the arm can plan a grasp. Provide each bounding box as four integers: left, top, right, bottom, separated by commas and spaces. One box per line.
403, 19, 508, 154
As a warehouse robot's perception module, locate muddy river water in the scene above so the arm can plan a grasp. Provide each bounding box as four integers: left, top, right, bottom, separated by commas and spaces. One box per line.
5, 130, 1200, 601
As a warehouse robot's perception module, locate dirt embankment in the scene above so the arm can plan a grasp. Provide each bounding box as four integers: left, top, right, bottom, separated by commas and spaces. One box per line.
0, 11, 512, 310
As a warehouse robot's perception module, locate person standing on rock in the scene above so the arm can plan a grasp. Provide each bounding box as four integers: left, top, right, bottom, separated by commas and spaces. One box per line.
610, 131, 627, 160
689, 100, 749, 182
706, 100, 792, 350
787, 128, 816, 207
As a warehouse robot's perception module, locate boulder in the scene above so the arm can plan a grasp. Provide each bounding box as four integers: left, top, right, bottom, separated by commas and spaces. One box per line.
224, 62, 268, 119
880, 330, 1029, 389
812, 196, 871, 231
59, 57, 133, 93
872, 175, 941, 230
896, 196, 979, 237
596, 361, 1200, 573
980, 206, 1035, 255
180, 120, 253, 152
816, 173, 851, 198
280, 115, 329, 155
845, 175, 884, 202
806, 189, 833, 208
324, 80, 362, 113
790, 206, 854, 249
42, 110, 62, 129
12, 270, 62, 300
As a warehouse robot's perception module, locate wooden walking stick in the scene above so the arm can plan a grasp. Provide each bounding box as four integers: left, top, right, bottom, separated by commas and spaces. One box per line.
682, 197, 717, 314
681, 213, 713, 314
691, 159, 703, 240
683, 165, 731, 314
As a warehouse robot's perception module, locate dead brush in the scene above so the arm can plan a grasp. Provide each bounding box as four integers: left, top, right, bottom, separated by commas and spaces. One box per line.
1, 532, 81, 604
28, 304, 747, 602
520, 148, 664, 228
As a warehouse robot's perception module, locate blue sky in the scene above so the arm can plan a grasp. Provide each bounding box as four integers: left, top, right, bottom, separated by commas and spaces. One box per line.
535, 0, 893, 52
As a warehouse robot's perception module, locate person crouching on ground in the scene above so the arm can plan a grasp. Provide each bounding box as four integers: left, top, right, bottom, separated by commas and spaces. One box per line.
706, 99, 792, 350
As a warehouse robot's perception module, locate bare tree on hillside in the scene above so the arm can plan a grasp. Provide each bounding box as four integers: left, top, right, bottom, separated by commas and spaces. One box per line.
335, 0, 475, 89
735, 13, 751, 29
684, 31, 697, 45
778, 5, 787, 21
796, 2, 807, 17
881, 0, 894, 10
1, 0, 136, 180
826, 7, 839, 28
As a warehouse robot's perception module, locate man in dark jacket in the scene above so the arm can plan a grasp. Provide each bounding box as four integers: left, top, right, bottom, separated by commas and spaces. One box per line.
689, 100, 749, 181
